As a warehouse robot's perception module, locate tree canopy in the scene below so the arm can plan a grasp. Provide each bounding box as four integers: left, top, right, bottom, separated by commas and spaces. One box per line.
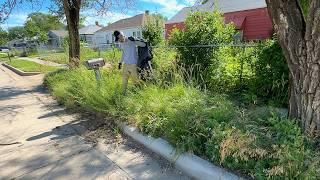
8, 26, 26, 40
24, 12, 64, 42
0, 27, 8, 45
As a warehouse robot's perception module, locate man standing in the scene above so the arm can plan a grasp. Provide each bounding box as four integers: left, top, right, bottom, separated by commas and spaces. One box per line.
113, 30, 146, 94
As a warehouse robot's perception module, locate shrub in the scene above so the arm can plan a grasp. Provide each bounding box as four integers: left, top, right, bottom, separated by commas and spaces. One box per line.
142, 13, 165, 46
251, 39, 289, 106
209, 44, 258, 92
169, 10, 235, 84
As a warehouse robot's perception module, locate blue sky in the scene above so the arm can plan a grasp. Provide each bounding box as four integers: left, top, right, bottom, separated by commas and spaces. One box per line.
0, 0, 197, 30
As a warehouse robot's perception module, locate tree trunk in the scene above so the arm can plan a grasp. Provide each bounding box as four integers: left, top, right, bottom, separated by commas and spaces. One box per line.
63, 0, 81, 69
266, 0, 320, 137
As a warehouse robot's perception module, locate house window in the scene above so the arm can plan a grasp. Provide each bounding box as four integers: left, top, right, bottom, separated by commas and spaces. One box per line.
133, 31, 136, 37
233, 30, 243, 42
137, 31, 141, 38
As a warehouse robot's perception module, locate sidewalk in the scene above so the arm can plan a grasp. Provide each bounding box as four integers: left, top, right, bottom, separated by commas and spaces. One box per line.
0, 65, 189, 180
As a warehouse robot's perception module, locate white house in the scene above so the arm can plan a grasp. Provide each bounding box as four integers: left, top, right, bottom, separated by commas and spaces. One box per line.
93, 12, 148, 48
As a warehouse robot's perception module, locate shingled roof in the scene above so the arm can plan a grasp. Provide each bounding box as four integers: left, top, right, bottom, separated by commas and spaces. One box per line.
79, 25, 103, 35
96, 13, 146, 33
49, 30, 68, 38
166, 0, 267, 24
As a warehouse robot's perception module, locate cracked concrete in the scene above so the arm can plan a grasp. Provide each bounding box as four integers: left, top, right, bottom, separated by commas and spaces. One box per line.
0, 64, 190, 180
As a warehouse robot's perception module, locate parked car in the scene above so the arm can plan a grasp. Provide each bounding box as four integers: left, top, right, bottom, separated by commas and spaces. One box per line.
0, 46, 11, 52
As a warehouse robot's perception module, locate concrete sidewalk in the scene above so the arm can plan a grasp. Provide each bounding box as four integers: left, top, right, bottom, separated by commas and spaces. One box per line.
0, 65, 189, 180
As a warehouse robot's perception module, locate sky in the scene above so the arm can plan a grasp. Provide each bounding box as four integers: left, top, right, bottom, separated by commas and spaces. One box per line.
0, 0, 197, 30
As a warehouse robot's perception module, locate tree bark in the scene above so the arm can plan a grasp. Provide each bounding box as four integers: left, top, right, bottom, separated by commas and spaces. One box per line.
63, 0, 81, 69
266, 0, 320, 137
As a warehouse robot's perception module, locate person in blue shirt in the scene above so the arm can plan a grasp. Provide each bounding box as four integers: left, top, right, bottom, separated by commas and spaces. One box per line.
113, 30, 146, 94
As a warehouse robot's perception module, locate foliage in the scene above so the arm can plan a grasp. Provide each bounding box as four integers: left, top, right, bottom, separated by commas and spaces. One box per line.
24, 12, 64, 42
251, 39, 288, 106
45, 64, 320, 179
299, 0, 309, 17
169, 11, 235, 84
8, 26, 26, 40
40, 47, 122, 65
0, 27, 8, 45
208, 44, 258, 92
142, 13, 165, 46
7, 59, 59, 72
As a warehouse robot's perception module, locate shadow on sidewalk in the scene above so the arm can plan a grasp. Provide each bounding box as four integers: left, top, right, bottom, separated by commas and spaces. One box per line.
0, 85, 47, 101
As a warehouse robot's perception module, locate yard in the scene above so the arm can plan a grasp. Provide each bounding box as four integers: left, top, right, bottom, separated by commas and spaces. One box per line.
7, 59, 59, 72
45, 44, 320, 179
38, 47, 121, 65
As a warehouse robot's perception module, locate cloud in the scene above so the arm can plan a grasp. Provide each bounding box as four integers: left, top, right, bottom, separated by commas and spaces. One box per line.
140, 0, 196, 16
0, 13, 29, 30
141, 0, 184, 14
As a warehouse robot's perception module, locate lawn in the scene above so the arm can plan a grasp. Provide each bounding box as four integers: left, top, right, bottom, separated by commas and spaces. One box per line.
0, 52, 9, 60
7, 59, 59, 73
39, 48, 122, 65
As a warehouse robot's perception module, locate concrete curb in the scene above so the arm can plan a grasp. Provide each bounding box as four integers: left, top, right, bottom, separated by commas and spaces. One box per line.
2, 63, 41, 76
116, 122, 243, 180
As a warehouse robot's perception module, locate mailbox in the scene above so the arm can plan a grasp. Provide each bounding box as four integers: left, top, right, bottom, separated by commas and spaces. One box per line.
84, 58, 106, 85
84, 58, 105, 70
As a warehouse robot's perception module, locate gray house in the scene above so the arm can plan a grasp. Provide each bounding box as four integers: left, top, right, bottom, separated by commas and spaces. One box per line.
79, 22, 103, 46
48, 30, 68, 48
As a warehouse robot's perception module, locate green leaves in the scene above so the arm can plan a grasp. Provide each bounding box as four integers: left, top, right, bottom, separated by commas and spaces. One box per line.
24, 12, 64, 42
169, 10, 236, 86
0, 27, 8, 45
142, 13, 165, 46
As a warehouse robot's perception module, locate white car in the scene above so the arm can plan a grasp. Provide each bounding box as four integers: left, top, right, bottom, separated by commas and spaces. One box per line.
0, 46, 10, 52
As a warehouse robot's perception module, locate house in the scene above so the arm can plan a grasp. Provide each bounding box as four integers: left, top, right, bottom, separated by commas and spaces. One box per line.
48, 30, 68, 48
165, 0, 273, 41
93, 11, 148, 48
79, 22, 103, 45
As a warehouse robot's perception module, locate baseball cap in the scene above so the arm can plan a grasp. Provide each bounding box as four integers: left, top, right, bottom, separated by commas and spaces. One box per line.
113, 30, 121, 42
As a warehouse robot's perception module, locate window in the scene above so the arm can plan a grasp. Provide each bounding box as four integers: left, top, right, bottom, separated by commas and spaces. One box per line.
137, 31, 141, 38
133, 31, 136, 37
233, 30, 243, 42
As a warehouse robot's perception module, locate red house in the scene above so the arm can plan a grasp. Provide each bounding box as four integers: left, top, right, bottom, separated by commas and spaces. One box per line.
165, 0, 273, 41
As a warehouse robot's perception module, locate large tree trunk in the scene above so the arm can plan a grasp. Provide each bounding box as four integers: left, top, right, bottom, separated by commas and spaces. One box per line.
266, 0, 320, 137
63, 0, 81, 69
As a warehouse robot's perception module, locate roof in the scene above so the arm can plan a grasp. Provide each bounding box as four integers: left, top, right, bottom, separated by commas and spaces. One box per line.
96, 14, 145, 33
49, 30, 68, 38
166, 0, 267, 24
225, 16, 246, 29
79, 25, 103, 35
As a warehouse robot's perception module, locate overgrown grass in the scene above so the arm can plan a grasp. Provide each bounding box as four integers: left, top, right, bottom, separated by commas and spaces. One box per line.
40, 52, 68, 64
39, 48, 122, 65
45, 65, 320, 179
7, 59, 59, 72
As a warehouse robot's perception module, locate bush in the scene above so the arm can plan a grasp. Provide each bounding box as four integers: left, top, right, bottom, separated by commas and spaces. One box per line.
209, 44, 258, 92
169, 10, 235, 84
251, 39, 289, 106
142, 13, 165, 46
